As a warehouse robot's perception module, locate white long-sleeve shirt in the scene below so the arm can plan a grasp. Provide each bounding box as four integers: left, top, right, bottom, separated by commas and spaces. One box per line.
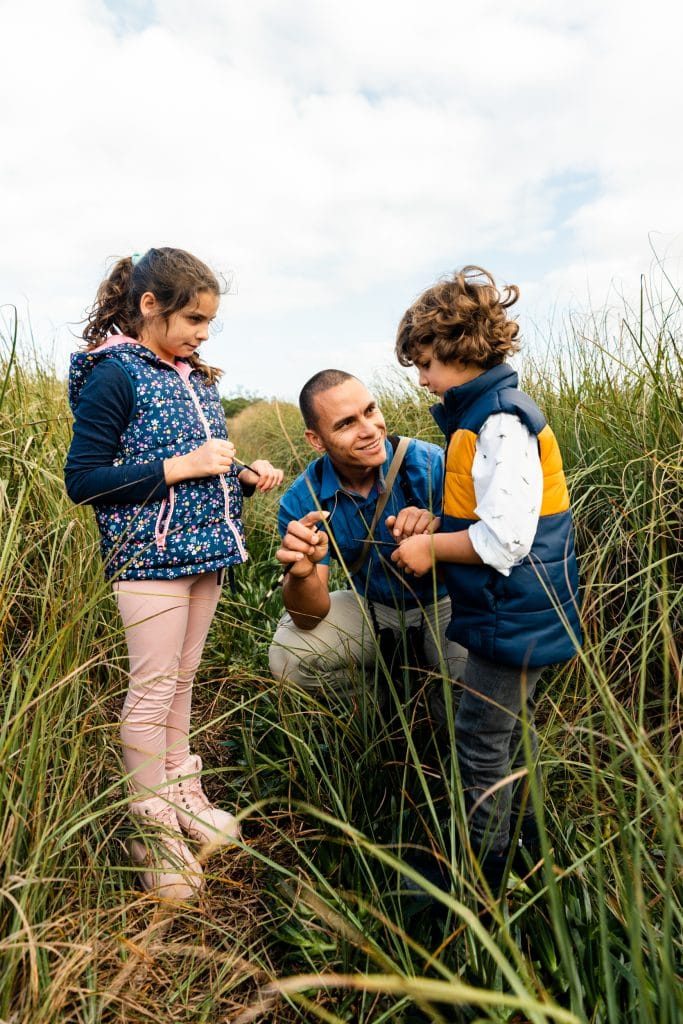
467, 412, 543, 576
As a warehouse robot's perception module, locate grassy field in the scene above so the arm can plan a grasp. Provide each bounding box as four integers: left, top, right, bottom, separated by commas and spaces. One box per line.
0, 285, 681, 1023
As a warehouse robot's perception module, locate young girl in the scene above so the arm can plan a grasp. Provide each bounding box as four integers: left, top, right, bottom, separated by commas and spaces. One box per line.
391, 266, 582, 898
65, 247, 283, 901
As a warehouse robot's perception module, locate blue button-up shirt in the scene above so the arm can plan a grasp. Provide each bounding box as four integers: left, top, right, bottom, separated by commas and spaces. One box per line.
278, 437, 447, 609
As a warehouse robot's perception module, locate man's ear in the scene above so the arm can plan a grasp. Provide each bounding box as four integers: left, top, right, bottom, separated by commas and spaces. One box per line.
304, 428, 325, 454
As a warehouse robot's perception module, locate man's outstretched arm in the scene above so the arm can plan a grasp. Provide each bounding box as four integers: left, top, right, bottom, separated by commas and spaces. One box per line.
277, 510, 332, 629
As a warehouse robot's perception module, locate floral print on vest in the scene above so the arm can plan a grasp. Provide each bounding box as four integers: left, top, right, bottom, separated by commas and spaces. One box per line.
68, 339, 248, 580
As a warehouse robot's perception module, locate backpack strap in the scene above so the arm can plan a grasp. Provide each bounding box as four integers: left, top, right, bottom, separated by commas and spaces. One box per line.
307, 435, 416, 573
346, 435, 411, 576
388, 434, 418, 508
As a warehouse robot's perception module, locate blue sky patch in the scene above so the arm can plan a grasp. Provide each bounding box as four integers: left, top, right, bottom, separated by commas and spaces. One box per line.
102, 0, 156, 36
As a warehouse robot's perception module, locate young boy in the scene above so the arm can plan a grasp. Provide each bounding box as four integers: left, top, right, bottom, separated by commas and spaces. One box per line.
391, 265, 582, 894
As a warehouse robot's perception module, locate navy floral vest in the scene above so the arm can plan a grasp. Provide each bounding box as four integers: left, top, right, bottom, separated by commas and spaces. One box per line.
68, 339, 248, 580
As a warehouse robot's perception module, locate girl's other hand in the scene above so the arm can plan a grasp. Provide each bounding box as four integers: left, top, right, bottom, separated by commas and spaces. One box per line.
239, 460, 284, 493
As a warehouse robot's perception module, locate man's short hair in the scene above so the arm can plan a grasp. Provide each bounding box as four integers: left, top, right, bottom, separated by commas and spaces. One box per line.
299, 369, 357, 430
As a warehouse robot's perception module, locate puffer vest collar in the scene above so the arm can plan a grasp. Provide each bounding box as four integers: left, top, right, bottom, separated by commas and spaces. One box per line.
431, 364, 518, 438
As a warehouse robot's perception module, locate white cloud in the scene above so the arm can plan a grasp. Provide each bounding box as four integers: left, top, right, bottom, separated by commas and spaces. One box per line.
0, 0, 681, 400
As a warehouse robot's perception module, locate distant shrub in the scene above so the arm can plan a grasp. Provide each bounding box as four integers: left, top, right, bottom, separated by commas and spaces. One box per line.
221, 392, 261, 420
230, 398, 307, 481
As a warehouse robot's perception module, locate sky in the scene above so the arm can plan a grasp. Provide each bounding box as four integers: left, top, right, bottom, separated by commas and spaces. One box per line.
1, 0, 682, 402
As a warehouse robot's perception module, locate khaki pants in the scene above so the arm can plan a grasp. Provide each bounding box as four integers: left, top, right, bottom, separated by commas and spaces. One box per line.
268, 590, 467, 702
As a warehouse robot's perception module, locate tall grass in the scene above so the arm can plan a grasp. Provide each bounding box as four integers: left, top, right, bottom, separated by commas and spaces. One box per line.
0, 316, 277, 1023
0, 280, 681, 1023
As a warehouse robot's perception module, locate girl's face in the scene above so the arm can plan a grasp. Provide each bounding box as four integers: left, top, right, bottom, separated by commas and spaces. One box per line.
138, 289, 220, 363
413, 343, 484, 398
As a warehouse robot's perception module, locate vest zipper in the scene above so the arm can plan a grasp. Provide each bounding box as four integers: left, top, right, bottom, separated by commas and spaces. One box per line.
169, 366, 248, 562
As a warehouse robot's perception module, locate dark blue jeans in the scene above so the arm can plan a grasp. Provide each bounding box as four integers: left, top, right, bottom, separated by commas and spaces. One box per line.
456, 652, 544, 857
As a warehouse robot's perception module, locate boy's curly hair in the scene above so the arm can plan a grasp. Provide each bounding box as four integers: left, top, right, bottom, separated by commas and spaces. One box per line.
395, 265, 521, 369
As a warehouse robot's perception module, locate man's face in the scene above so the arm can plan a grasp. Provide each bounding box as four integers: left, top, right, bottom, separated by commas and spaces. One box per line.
305, 378, 387, 480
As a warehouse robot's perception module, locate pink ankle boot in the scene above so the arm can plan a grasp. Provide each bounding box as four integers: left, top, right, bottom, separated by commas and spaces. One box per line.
128, 794, 204, 901
169, 755, 240, 855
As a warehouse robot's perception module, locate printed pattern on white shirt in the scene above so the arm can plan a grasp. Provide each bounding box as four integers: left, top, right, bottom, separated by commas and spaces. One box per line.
467, 412, 543, 576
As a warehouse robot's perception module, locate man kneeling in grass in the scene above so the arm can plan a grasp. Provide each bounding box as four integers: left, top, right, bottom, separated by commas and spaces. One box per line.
268, 368, 466, 707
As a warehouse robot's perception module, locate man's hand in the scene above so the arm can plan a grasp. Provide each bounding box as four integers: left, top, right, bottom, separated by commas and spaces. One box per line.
276, 510, 330, 578
390, 533, 435, 577
386, 509, 440, 542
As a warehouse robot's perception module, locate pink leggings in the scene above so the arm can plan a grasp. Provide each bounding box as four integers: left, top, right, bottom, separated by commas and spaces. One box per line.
113, 572, 222, 795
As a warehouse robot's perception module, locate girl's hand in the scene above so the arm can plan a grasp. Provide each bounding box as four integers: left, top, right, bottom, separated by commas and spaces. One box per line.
164, 439, 235, 484
238, 459, 284, 493
390, 533, 435, 577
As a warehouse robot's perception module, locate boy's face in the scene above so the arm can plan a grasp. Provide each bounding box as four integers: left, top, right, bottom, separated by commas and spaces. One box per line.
413, 344, 484, 398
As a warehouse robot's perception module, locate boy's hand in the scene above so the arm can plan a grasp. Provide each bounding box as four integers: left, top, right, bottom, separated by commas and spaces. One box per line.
239, 460, 284, 493
390, 533, 435, 576
386, 509, 440, 542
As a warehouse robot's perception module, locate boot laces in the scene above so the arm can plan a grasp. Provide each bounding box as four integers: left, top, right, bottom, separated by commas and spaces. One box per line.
153, 801, 183, 830
177, 773, 212, 816
137, 799, 191, 865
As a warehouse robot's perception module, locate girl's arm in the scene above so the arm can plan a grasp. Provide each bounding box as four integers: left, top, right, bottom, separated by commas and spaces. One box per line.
65, 361, 169, 506
65, 362, 273, 500
163, 439, 237, 484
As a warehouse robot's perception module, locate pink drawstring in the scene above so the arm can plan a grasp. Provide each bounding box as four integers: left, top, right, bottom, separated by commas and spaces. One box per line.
155, 487, 175, 551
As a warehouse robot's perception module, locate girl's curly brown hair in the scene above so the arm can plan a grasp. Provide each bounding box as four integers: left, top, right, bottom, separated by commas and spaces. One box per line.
395, 265, 520, 369
82, 247, 225, 384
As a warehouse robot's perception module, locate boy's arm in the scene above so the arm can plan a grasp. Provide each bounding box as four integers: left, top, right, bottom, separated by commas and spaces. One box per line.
390, 528, 481, 576
468, 414, 542, 573
392, 414, 541, 577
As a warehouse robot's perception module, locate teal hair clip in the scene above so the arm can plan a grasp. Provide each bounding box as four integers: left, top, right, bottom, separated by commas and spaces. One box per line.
131, 252, 143, 266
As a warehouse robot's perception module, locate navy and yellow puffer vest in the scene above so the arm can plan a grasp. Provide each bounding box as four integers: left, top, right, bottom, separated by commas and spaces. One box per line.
432, 363, 582, 668
68, 339, 248, 580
